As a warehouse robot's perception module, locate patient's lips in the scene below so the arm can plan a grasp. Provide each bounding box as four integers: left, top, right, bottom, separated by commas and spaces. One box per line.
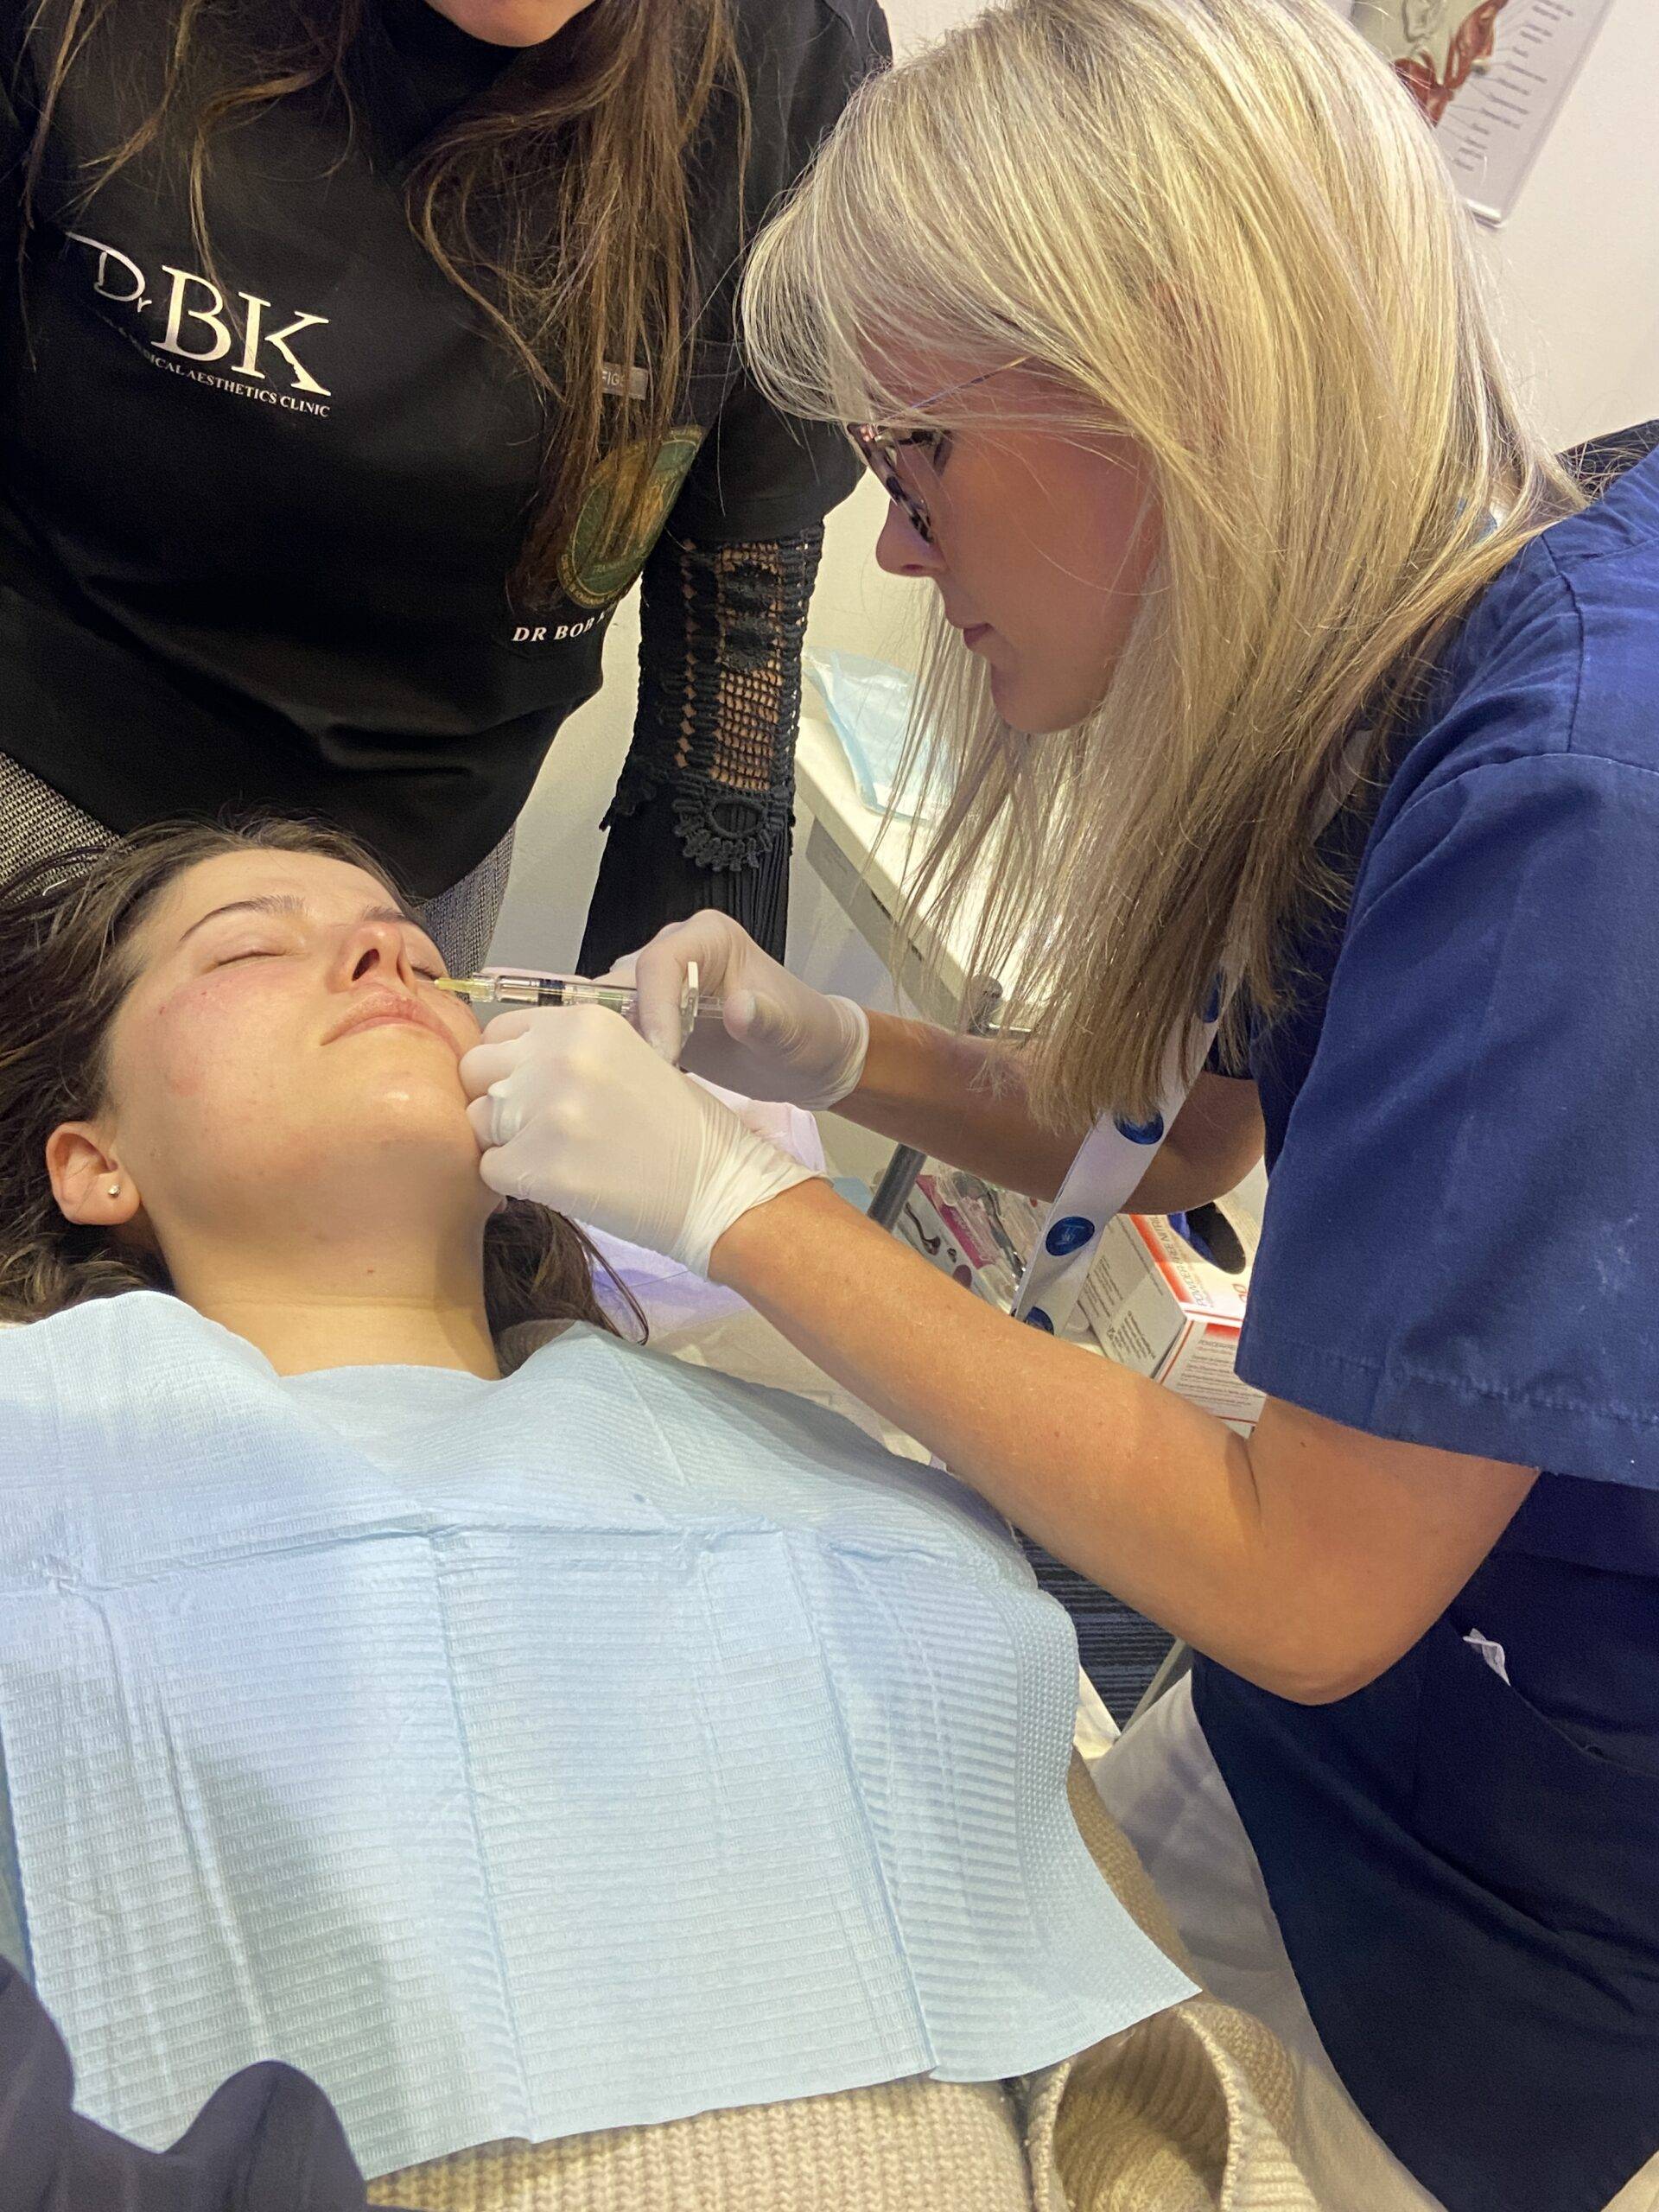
325, 989, 460, 1053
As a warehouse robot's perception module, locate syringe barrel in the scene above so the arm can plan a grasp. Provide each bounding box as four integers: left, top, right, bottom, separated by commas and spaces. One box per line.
443, 968, 712, 1053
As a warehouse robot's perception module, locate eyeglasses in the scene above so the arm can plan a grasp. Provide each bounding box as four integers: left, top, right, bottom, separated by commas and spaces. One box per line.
845, 360, 1027, 545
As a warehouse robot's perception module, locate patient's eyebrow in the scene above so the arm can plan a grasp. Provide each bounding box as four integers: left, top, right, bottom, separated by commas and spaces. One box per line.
176, 895, 410, 948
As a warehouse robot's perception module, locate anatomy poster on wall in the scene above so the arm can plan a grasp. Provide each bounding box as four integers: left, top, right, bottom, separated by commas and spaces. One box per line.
1351, 1, 1614, 224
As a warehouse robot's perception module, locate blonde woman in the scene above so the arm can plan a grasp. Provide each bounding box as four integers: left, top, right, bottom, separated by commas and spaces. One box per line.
456, 4, 1659, 2209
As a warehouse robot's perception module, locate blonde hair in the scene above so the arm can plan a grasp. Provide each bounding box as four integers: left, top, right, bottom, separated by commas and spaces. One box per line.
741, 0, 1580, 1124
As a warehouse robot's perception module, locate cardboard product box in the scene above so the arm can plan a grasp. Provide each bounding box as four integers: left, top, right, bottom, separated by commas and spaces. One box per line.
1077, 1210, 1264, 1434
893, 1166, 1263, 1433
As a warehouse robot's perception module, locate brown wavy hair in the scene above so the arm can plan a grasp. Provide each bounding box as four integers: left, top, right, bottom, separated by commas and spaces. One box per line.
19, 0, 745, 606
0, 815, 640, 1351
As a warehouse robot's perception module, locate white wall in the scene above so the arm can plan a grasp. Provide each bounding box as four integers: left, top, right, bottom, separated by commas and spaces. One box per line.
492, 0, 1659, 976
1465, 1, 1659, 448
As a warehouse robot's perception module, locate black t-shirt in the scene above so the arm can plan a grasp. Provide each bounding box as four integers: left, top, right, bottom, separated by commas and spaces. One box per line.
0, 0, 882, 895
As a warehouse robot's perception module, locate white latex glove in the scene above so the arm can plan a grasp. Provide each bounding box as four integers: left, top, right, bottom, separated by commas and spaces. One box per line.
460, 1005, 820, 1275
607, 910, 870, 1108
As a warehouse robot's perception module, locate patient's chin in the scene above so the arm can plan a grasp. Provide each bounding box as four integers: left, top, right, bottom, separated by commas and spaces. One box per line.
234, 1085, 491, 1219
340, 1088, 486, 1174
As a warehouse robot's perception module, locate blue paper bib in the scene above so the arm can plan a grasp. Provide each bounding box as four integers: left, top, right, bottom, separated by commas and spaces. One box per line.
0, 1294, 1190, 2177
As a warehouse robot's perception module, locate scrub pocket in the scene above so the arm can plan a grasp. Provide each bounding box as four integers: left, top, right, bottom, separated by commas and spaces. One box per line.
1410, 1615, 1659, 1948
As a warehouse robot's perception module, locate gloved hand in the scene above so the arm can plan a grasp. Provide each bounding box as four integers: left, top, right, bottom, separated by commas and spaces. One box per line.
459, 1005, 820, 1275
607, 910, 870, 1108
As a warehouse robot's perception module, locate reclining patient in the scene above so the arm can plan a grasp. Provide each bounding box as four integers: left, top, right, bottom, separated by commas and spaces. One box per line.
0, 818, 1229, 2210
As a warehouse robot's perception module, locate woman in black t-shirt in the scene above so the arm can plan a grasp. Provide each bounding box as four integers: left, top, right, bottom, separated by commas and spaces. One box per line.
0, 0, 884, 969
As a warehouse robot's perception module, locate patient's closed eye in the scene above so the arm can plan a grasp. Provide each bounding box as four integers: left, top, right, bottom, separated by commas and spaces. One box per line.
212, 941, 445, 981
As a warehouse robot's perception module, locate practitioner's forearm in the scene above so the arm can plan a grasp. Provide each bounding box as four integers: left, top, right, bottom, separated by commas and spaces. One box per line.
834, 1012, 1084, 1201
711, 1179, 1534, 1705
711, 1179, 1279, 1681
838, 1016, 1265, 1212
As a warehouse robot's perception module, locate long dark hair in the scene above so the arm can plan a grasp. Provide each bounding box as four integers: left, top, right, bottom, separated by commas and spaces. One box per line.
19, 0, 746, 607
0, 815, 640, 1351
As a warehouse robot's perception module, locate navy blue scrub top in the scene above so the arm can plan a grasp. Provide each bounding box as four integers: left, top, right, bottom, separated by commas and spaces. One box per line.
1194, 448, 1659, 2212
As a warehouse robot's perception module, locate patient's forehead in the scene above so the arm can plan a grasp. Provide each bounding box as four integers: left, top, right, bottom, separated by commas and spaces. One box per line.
140, 849, 404, 960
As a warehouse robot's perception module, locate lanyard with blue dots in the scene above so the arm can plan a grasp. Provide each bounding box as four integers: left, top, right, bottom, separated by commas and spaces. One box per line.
1013, 976, 1225, 1336
1008, 726, 1371, 1335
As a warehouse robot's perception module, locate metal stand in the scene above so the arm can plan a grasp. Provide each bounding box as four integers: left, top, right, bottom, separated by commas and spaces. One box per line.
863, 977, 1003, 1230
868, 1143, 928, 1230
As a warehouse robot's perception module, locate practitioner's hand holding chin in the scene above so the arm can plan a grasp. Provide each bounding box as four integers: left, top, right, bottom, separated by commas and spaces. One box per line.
460, 1004, 821, 1275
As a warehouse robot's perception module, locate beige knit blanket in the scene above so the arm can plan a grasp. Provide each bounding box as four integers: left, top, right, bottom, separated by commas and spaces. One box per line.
370, 1757, 1317, 2212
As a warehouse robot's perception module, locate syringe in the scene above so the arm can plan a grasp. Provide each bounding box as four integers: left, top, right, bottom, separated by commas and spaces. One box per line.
434, 962, 715, 1052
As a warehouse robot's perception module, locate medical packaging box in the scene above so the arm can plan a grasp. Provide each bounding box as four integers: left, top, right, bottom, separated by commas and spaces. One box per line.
894, 1164, 1264, 1435
895, 1168, 1021, 1309
1077, 1211, 1264, 1436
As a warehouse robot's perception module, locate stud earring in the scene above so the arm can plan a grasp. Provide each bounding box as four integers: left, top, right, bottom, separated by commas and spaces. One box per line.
106, 1181, 121, 1198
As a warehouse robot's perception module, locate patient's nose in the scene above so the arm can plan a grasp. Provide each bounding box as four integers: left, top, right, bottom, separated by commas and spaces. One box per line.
340, 918, 415, 985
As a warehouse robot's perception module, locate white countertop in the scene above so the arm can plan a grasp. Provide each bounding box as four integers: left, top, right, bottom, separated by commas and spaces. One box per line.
793, 705, 1004, 1027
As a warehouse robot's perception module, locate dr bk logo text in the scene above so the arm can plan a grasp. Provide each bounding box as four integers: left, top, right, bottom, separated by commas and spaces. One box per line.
67, 232, 333, 408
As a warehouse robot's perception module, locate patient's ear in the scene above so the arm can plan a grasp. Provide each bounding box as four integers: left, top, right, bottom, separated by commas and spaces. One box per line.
46, 1122, 143, 1228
